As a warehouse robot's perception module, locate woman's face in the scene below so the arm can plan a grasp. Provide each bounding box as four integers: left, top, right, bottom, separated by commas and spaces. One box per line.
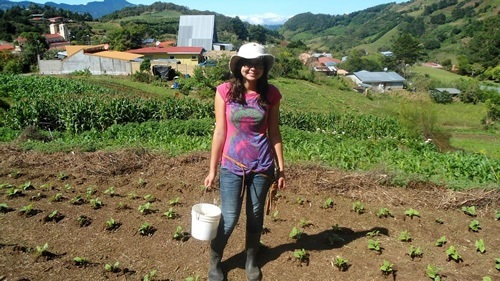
240, 58, 265, 82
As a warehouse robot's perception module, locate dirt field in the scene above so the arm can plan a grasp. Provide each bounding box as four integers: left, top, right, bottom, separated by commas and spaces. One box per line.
0, 145, 499, 281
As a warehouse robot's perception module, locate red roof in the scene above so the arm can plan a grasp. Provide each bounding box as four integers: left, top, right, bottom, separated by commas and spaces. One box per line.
318, 57, 341, 64
0, 44, 14, 51
127, 46, 204, 55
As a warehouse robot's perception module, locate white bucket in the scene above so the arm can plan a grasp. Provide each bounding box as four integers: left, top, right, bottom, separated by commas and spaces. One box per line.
191, 203, 221, 241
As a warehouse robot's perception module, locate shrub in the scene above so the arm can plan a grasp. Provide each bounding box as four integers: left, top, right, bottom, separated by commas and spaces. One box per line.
429, 90, 453, 104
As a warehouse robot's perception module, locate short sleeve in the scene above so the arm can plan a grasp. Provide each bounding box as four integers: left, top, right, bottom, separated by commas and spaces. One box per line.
268, 84, 282, 106
216, 82, 231, 102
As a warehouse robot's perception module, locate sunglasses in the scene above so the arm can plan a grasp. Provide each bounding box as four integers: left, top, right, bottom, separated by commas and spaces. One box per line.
241, 59, 265, 69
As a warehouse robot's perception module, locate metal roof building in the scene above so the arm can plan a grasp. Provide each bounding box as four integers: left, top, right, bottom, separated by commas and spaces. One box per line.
177, 15, 216, 51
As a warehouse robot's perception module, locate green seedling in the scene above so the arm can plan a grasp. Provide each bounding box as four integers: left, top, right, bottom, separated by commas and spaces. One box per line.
352, 201, 365, 214
426, 264, 442, 281
44, 210, 64, 222
0, 202, 13, 213
376, 208, 392, 218
138, 202, 153, 214
39, 183, 52, 191
163, 207, 177, 219
70, 195, 85, 205
58, 172, 68, 180
322, 197, 333, 209
89, 198, 103, 209
435, 218, 444, 224
9, 170, 21, 179
404, 208, 420, 219
139, 222, 155, 236
185, 274, 200, 281
332, 256, 350, 271
85, 186, 96, 196
399, 230, 412, 242
297, 196, 303, 205
380, 260, 394, 276
289, 226, 303, 239
144, 194, 156, 202
483, 277, 492, 281
117, 201, 129, 210
6, 187, 22, 197
168, 196, 180, 206
104, 186, 116, 197
327, 233, 345, 245
49, 193, 63, 202
35, 243, 49, 256
19, 203, 36, 217
462, 205, 477, 217
65, 183, 72, 192
293, 248, 309, 264
271, 210, 280, 222
19, 181, 34, 191
469, 219, 481, 232
495, 258, 500, 270
446, 245, 462, 262
435, 236, 447, 247
475, 239, 486, 253
143, 269, 157, 281
299, 218, 313, 228
366, 230, 380, 237
368, 239, 382, 253
331, 224, 341, 232
495, 210, 500, 220
77, 215, 92, 227
128, 192, 138, 200
173, 225, 188, 241
137, 177, 146, 187
30, 192, 43, 201
105, 218, 120, 231
408, 245, 423, 260
73, 256, 89, 266
104, 261, 120, 273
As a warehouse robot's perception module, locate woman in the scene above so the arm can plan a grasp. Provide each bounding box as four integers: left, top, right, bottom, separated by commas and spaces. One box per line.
204, 42, 286, 281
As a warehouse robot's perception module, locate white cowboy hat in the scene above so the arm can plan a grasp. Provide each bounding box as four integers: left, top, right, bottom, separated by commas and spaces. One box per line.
229, 42, 274, 73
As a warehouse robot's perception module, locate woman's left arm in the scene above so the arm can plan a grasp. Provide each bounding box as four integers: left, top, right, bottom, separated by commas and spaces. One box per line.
268, 101, 286, 190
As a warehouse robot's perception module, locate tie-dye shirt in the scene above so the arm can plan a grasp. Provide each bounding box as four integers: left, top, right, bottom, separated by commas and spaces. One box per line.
218, 82, 282, 176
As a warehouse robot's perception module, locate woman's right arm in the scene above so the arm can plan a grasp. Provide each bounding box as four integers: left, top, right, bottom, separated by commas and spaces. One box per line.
204, 91, 226, 189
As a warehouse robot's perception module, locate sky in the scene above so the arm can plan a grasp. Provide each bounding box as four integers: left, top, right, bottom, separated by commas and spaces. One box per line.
11, 0, 408, 24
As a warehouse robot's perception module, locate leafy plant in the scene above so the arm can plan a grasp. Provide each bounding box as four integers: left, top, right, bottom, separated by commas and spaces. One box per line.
376, 207, 392, 218
408, 245, 423, 259
138, 202, 154, 214
462, 205, 477, 217
173, 225, 188, 241
44, 210, 64, 222
426, 264, 442, 281
0, 202, 13, 213
380, 260, 394, 276
469, 219, 481, 232
368, 239, 382, 253
366, 230, 380, 237
435, 236, 447, 247
49, 193, 63, 202
70, 195, 85, 205
293, 248, 309, 264
58, 172, 68, 180
475, 239, 486, 253
297, 196, 303, 205
168, 196, 180, 206
143, 269, 157, 281
117, 201, 129, 210
73, 256, 89, 266
163, 207, 177, 219
483, 277, 492, 281
446, 245, 462, 262
19, 181, 34, 191
35, 243, 49, 256
105, 261, 120, 273
434, 218, 444, 224
289, 226, 303, 239
144, 194, 156, 203
89, 198, 103, 209
85, 186, 96, 198
6, 187, 22, 197
352, 201, 365, 214
327, 233, 345, 245
19, 203, 36, 217
271, 210, 280, 222
404, 208, 420, 219
139, 222, 155, 236
332, 256, 350, 271
105, 218, 120, 231
77, 215, 91, 227
322, 197, 333, 209
137, 177, 146, 187
104, 186, 116, 197
496, 258, 500, 270
495, 210, 500, 220
185, 275, 200, 281
128, 192, 139, 200
399, 230, 412, 242
299, 218, 313, 228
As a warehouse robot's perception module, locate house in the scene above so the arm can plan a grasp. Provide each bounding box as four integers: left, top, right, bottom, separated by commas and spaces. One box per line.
177, 15, 216, 51
430, 88, 461, 96
348, 71, 406, 92
127, 46, 205, 75
38, 44, 143, 75
0, 43, 15, 52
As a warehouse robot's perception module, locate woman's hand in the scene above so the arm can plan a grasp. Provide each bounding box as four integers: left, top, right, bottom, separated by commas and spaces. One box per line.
204, 172, 216, 190
277, 171, 286, 190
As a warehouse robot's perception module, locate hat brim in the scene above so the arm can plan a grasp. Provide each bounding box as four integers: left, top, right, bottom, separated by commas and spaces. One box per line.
229, 54, 274, 73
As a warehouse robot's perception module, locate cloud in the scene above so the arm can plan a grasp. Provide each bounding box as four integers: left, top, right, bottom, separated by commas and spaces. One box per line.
236, 12, 292, 25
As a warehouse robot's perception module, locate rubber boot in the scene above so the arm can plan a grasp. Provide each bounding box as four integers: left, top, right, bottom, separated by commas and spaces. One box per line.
245, 232, 262, 281
208, 234, 228, 281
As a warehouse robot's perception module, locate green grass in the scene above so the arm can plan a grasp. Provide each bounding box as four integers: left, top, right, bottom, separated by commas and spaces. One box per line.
410, 65, 470, 84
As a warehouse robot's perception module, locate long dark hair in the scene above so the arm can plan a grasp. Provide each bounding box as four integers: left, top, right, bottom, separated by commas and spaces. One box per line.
228, 59, 270, 108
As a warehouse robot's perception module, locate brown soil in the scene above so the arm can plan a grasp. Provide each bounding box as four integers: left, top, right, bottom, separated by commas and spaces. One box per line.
0, 145, 499, 281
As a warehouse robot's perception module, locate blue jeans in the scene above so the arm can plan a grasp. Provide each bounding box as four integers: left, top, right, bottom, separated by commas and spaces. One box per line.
217, 167, 274, 236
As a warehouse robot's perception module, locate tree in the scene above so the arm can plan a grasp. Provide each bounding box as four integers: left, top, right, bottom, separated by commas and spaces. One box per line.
230, 17, 248, 41
392, 33, 423, 67
248, 25, 267, 44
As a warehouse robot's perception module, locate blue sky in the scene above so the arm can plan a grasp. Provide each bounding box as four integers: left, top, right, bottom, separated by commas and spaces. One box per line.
12, 0, 408, 24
